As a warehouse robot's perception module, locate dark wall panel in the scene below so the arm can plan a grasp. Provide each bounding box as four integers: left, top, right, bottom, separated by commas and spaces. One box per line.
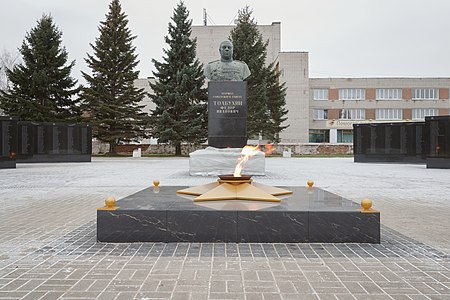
0, 117, 18, 169
426, 115, 450, 169
354, 122, 426, 163
17, 122, 92, 163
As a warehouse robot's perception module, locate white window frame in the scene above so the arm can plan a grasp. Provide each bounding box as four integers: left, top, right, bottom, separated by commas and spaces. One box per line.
412, 108, 438, 120
313, 109, 328, 120
375, 108, 402, 120
313, 89, 328, 100
376, 88, 402, 100
338, 89, 365, 100
339, 109, 365, 120
412, 88, 438, 100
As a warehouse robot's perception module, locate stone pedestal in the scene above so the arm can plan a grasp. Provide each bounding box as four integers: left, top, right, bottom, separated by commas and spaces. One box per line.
97, 186, 380, 243
189, 147, 265, 176
208, 81, 247, 148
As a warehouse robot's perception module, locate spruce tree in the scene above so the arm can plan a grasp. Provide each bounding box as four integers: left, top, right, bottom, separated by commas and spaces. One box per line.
150, 1, 207, 156
230, 7, 269, 138
81, 0, 148, 153
0, 14, 80, 122
230, 6, 288, 141
265, 64, 288, 142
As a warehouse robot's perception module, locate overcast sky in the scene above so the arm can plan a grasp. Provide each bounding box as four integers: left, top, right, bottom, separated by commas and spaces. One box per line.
1, 0, 450, 83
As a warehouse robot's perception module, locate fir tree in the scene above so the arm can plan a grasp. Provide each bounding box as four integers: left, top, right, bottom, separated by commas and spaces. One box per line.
150, 1, 207, 156
0, 14, 80, 122
230, 6, 288, 141
230, 6, 269, 138
81, 0, 148, 153
265, 64, 288, 142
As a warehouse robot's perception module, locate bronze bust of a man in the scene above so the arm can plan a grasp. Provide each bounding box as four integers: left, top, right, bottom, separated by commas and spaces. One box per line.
204, 40, 251, 81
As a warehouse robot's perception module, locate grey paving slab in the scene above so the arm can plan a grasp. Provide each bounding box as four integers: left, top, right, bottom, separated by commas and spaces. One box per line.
0, 157, 449, 299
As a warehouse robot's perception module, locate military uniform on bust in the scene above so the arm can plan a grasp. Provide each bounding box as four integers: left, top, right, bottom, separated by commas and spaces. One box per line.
204, 40, 251, 81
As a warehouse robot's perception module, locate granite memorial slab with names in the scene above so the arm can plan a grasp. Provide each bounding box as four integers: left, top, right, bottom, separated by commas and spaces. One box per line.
208, 81, 247, 148
16, 121, 92, 163
354, 122, 427, 163
0, 117, 18, 169
426, 115, 450, 169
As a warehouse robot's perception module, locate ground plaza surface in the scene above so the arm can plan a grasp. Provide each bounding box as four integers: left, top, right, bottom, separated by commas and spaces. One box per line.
0, 157, 449, 299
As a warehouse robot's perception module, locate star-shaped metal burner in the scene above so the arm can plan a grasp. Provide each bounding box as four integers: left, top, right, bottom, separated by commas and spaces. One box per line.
177, 175, 292, 202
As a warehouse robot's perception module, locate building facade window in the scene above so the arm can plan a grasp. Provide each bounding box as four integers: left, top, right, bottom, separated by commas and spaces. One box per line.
338, 88, 365, 100
412, 88, 438, 100
339, 109, 365, 120
309, 129, 329, 143
313, 89, 328, 100
412, 108, 438, 120
375, 108, 402, 120
313, 109, 328, 120
376, 88, 402, 100
337, 129, 353, 143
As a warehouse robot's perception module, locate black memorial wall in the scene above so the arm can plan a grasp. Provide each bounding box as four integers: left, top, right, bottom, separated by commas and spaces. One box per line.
0, 118, 91, 168
17, 121, 91, 163
353, 122, 427, 163
353, 115, 450, 168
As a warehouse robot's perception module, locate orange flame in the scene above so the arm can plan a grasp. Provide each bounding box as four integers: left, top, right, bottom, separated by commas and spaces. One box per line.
263, 144, 275, 155
233, 144, 276, 177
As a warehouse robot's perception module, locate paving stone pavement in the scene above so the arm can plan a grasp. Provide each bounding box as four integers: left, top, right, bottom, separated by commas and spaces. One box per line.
0, 157, 449, 300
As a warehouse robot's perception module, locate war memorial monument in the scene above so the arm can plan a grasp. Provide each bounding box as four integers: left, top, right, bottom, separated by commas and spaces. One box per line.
96, 41, 381, 243
189, 40, 266, 176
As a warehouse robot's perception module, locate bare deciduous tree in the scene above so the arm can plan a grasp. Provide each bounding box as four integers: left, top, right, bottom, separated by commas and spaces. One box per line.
0, 49, 20, 90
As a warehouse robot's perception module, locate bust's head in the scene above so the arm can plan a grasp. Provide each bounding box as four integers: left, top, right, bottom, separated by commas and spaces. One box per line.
219, 40, 233, 62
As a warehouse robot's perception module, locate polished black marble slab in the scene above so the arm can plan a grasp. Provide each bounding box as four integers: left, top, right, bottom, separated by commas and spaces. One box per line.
208, 81, 247, 148
167, 211, 237, 242
97, 210, 166, 243
353, 122, 427, 164
309, 212, 380, 243
16, 121, 92, 163
238, 211, 309, 243
426, 115, 450, 169
97, 186, 380, 243
0, 117, 18, 169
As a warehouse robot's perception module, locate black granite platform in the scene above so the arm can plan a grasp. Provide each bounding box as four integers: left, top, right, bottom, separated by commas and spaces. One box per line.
97, 186, 380, 243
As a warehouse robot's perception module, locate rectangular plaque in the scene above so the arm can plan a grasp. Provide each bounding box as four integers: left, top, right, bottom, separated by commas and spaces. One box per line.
58, 125, 68, 154
390, 125, 401, 154
17, 122, 34, 157
426, 116, 450, 169
416, 125, 423, 155
0, 117, 18, 169
1, 120, 9, 157
67, 126, 74, 154
20, 125, 28, 155
426, 116, 450, 157
208, 81, 247, 148
52, 126, 59, 154
81, 127, 88, 154
35, 125, 44, 154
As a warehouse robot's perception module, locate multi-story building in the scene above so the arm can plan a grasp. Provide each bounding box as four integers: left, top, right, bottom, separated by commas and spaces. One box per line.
309, 78, 450, 143
136, 22, 450, 145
